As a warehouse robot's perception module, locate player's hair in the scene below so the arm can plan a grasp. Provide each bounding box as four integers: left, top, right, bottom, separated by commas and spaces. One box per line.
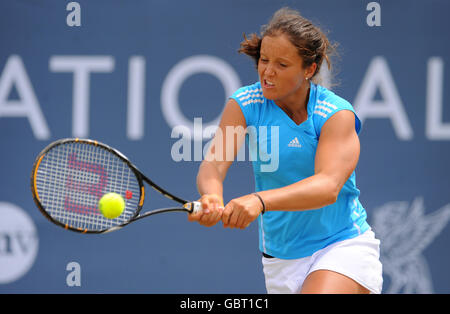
239, 7, 338, 86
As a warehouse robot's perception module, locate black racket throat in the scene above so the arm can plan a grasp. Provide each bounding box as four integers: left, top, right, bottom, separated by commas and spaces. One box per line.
138, 172, 188, 205
132, 207, 189, 221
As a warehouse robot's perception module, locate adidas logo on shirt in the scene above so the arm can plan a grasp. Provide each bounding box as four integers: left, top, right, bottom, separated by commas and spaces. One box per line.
288, 137, 302, 148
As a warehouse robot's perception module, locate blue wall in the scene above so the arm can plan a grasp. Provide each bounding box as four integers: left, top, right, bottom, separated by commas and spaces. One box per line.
1, 0, 449, 293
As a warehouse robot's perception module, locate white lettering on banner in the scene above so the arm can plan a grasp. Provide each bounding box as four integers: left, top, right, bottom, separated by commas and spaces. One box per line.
0, 55, 50, 139
1, 55, 448, 141
127, 56, 146, 140
161, 55, 241, 140
49, 56, 115, 137
353, 56, 413, 140
426, 57, 450, 140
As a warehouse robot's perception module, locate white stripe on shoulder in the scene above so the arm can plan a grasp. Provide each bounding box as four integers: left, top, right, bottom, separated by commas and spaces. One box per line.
236, 87, 264, 106
314, 110, 328, 118
317, 99, 337, 110
239, 92, 263, 101
236, 87, 263, 99
242, 98, 264, 106
315, 105, 332, 113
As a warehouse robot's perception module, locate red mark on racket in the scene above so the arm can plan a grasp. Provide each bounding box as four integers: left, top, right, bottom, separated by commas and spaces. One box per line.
125, 190, 133, 200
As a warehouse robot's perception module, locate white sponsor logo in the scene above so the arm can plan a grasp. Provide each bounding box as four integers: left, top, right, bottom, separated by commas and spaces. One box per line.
0, 202, 39, 284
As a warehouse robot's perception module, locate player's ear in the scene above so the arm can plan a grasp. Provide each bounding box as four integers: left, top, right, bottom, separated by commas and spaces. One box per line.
304, 62, 317, 80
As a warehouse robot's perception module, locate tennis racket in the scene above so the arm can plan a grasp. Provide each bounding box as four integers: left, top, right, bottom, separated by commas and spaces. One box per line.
30, 138, 202, 234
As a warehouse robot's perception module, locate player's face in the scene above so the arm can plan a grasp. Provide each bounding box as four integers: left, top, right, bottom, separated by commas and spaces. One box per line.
258, 33, 309, 103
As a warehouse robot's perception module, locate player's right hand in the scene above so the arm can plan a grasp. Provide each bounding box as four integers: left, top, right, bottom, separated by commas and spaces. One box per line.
187, 194, 224, 227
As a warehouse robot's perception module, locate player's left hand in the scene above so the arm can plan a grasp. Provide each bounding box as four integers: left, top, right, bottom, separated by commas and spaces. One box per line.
222, 194, 264, 229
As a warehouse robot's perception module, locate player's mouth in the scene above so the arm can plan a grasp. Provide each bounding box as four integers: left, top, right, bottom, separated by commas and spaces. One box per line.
263, 79, 275, 89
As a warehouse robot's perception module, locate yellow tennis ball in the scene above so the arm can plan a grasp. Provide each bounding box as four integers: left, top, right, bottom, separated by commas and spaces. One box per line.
99, 193, 125, 219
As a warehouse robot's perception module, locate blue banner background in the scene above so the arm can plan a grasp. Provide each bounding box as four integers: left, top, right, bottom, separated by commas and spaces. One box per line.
0, 0, 449, 293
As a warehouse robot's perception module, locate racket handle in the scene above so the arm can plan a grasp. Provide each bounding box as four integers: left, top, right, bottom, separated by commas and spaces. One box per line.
184, 201, 202, 213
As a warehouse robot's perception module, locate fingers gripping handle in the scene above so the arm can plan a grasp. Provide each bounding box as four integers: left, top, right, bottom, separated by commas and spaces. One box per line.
184, 201, 202, 213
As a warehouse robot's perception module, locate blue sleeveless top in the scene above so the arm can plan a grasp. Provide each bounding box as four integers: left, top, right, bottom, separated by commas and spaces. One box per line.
230, 81, 370, 259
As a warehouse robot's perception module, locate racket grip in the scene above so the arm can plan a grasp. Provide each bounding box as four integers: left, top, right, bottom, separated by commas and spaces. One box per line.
184, 201, 203, 213
192, 201, 202, 213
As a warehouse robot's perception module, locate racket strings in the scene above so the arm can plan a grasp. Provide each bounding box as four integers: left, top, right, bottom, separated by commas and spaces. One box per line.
35, 142, 141, 231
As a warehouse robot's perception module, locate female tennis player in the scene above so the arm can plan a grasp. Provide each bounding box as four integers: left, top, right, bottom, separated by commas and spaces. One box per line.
188, 7, 383, 294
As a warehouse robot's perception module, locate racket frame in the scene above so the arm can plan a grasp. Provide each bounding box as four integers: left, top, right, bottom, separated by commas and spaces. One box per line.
30, 138, 200, 234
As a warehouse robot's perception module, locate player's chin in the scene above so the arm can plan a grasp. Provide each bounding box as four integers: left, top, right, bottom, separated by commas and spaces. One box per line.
261, 88, 278, 100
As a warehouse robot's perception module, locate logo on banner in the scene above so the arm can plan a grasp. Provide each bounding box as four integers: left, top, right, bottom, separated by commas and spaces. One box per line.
0, 202, 39, 284
371, 197, 450, 293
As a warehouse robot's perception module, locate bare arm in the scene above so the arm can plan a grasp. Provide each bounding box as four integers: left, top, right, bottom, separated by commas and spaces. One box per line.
197, 98, 247, 195
188, 98, 247, 226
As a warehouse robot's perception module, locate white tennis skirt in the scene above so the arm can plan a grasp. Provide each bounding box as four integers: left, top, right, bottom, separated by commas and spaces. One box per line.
262, 229, 383, 294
